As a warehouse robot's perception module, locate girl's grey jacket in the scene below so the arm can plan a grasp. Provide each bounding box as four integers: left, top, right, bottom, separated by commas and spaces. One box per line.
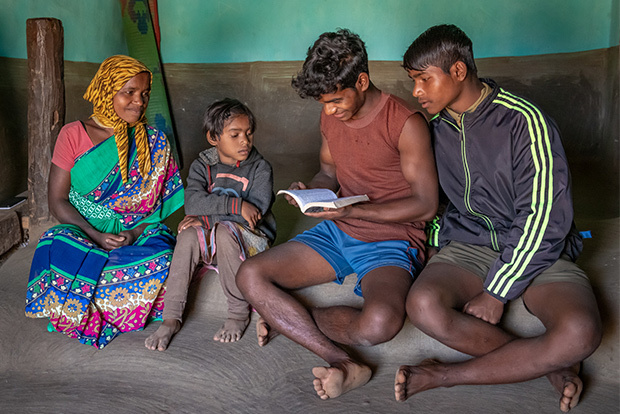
184, 146, 276, 243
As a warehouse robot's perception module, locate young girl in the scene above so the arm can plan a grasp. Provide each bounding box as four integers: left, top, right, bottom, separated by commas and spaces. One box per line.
145, 98, 276, 350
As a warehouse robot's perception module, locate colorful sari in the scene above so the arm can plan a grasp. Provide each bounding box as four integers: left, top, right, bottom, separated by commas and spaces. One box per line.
25, 126, 184, 349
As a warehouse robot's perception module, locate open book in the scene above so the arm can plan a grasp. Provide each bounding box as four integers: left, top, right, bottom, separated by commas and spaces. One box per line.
277, 189, 369, 213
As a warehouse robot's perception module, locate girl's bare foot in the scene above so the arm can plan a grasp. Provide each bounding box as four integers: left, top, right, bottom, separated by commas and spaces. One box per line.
145, 319, 181, 351
213, 317, 250, 343
312, 359, 372, 400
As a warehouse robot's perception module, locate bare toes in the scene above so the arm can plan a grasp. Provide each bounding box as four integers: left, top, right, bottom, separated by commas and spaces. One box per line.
214, 318, 249, 343
394, 367, 410, 401
144, 320, 181, 351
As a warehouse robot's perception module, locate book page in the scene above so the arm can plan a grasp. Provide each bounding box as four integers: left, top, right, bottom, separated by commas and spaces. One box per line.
277, 189, 368, 213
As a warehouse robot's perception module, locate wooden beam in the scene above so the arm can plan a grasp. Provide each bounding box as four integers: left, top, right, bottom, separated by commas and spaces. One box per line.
26, 18, 65, 226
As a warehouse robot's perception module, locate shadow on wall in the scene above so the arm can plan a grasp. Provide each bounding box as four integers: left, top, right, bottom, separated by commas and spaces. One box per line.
0, 58, 29, 202
0, 47, 617, 230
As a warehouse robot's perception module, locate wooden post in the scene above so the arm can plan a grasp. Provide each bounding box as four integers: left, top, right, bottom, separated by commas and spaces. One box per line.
26, 18, 64, 226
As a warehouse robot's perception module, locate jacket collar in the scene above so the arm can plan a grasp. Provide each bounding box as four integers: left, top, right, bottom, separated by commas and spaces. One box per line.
436, 78, 501, 126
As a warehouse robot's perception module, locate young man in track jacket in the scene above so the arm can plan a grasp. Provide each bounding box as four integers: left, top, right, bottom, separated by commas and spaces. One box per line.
394, 24, 602, 413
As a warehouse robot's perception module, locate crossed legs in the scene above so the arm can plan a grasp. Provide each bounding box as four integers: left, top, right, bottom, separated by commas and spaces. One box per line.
237, 240, 413, 399
395, 263, 602, 412
311, 264, 413, 346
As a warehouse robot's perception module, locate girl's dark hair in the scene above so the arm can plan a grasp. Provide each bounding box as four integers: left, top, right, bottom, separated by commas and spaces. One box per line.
203, 98, 256, 139
403, 24, 477, 76
292, 29, 369, 99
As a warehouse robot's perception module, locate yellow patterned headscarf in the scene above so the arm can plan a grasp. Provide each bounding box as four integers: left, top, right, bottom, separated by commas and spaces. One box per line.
83, 55, 152, 184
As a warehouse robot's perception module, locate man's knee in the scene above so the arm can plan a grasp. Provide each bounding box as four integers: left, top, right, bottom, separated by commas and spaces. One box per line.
236, 257, 267, 298
406, 284, 446, 327
357, 305, 406, 346
550, 312, 602, 361
579, 317, 603, 358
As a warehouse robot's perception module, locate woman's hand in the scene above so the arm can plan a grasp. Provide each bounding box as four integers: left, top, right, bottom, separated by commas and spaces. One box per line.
90, 231, 128, 251
118, 224, 147, 247
241, 201, 261, 230
91, 223, 147, 250
89, 223, 148, 250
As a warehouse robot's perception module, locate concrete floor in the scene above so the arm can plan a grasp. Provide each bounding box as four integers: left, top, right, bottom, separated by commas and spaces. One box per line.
1, 162, 618, 414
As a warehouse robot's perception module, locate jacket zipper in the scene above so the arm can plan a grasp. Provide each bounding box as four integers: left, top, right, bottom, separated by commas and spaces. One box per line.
447, 114, 500, 251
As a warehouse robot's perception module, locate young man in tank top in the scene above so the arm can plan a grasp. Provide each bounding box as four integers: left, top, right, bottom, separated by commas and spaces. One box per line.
237, 29, 438, 400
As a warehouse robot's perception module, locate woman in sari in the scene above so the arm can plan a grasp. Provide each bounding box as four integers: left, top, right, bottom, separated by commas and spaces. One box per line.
25, 55, 184, 349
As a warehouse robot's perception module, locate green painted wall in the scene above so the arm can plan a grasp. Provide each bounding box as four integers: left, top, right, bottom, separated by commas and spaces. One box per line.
1, 0, 618, 63
1, 0, 127, 61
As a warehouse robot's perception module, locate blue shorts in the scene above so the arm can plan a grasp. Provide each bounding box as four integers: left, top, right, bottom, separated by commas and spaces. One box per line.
290, 220, 422, 297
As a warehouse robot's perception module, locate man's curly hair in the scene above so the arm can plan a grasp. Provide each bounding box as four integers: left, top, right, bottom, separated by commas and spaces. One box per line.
292, 29, 369, 99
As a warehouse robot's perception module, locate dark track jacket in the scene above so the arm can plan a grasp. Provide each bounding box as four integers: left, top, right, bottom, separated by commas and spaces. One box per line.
427, 79, 582, 303
184, 146, 276, 243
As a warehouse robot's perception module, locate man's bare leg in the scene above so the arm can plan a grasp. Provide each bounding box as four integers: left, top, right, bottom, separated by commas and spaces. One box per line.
396, 264, 601, 411
300, 266, 412, 396
399, 263, 587, 407
403, 264, 514, 355
395, 350, 585, 412
145, 319, 181, 351
237, 241, 371, 399
311, 266, 413, 346
522, 282, 598, 412
213, 317, 250, 343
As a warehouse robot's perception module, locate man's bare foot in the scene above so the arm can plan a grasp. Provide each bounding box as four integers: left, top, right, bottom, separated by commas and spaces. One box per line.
213, 317, 250, 343
546, 363, 582, 412
145, 319, 181, 351
256, 316, 279, 347
312, 359, 372, 400
394, 359, 442, 402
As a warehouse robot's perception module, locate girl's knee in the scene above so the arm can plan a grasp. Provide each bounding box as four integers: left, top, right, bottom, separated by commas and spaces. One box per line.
214, 226, 241, 252
214, 225, 234, 243
176, 228, 199, 246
